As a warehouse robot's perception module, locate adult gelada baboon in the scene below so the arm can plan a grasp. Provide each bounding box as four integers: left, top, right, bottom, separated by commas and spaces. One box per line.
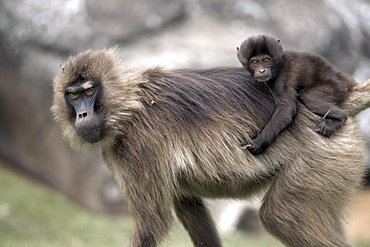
52, 48, 366, 247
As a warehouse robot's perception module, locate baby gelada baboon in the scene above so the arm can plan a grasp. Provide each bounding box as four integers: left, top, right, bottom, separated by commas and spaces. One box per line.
52, 48, 365, 247
237, 34, 357, 154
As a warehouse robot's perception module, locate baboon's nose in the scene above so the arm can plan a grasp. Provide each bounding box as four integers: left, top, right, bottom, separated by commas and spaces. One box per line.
78, 111, 88, 119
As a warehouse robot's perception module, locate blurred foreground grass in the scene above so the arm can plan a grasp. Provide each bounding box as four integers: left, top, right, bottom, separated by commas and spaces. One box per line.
0, 165, 368, 247
0, 166, 282, 247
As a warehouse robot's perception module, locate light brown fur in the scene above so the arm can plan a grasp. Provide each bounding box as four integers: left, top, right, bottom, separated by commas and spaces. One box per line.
52, 48, 367, 247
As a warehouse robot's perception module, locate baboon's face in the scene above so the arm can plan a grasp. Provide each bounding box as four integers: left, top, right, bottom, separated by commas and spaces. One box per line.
248, 54, 273, 82
237, 35, 283, 83
65, 80, 105, 143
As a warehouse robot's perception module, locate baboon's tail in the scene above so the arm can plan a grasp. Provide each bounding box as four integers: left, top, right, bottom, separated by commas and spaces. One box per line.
342, 79, 370, 117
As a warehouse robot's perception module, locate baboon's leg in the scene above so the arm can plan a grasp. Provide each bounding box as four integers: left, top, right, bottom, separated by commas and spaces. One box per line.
259, 157, 354, 247
317, 111, 348, 136
127, 200, 174, 247
299, 88, 348, 136
174, 196, 222, 247
122, 173, 174, 247
128, 225, 156, 247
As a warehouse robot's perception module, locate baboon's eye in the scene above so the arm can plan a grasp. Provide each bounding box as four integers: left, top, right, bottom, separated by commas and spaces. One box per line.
67, 91, 79, 100
85, 86, 95, 96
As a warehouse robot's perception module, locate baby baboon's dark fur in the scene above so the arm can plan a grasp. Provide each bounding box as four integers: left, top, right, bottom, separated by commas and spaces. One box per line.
237, 35, 357, 154
52, 48, 365, 247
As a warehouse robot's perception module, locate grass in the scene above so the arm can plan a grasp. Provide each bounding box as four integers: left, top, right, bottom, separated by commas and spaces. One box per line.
0, 166, 368, 247
0, 167, 130, 247
0, 166, 282, 247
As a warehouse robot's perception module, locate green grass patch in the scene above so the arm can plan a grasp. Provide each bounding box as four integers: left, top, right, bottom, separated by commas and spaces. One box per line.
0, 167, 367, 247
0, 168, 130, 247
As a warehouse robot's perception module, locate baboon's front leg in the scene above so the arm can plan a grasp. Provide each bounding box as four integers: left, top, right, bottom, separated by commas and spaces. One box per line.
174, 196, 222, 247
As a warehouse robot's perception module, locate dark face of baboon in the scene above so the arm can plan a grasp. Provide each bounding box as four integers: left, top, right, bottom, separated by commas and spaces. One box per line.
237, 35, 283, 82
64, 80, 104, 143
247, 54, 274, 82
51, 48, 143, 150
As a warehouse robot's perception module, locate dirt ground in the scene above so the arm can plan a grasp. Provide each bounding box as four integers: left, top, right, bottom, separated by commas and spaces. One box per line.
348, 189, 370, 241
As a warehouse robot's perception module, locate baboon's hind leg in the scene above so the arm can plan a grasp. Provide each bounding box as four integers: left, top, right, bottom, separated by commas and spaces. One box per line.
259, 156, 355, 247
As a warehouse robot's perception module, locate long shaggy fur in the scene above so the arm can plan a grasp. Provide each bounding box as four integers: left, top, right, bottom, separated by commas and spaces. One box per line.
52, 48, 366, 247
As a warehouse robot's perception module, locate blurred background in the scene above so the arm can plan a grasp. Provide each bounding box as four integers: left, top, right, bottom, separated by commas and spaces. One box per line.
0, 0, 370, 246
